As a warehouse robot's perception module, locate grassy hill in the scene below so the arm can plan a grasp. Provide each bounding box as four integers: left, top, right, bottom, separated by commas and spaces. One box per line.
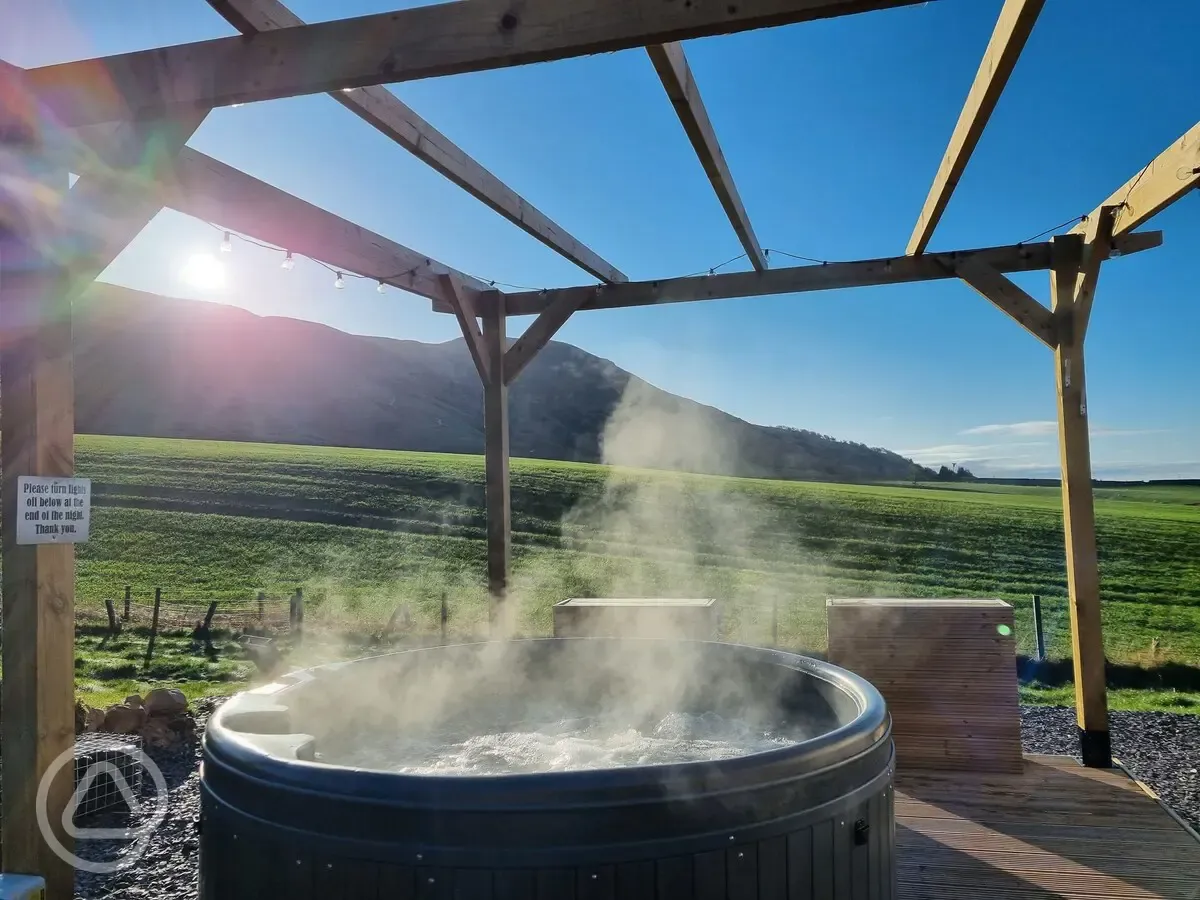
69, 435, 1200, 712
72, 284, 930, 483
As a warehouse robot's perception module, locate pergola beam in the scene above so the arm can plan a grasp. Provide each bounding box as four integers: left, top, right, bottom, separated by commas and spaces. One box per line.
101, 147, 491, 306
907, 0, 1045, 255
468, 230, 1161, 317
207, 0, 626, 285
646, 43, 767, 270
1071, 120, 1200, 240
21, 0, 932, 128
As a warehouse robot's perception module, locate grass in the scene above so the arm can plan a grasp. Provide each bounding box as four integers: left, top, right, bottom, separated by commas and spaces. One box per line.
52, 434, 1200, 713
72, 624, 253, 709
1020, 685, 1200, 715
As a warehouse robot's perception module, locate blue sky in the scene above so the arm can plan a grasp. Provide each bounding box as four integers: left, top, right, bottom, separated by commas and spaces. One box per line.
4, 0, 1198, 478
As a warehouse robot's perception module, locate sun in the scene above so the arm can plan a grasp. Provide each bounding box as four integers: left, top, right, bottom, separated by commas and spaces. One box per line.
179, 252, 227, 290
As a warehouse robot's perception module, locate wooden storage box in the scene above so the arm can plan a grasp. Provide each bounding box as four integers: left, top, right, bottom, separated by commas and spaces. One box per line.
827, 598, 1022, 773
553, 598, 719, 640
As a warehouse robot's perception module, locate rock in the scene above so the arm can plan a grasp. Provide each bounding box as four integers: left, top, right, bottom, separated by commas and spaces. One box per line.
103, 703, 146, 734
84, 707, 107, 733
167, 710, 197, 737
140, 716, 176, 749
144, 688, 188, 717
125, 694, 144, 709
75, 700, 88, 735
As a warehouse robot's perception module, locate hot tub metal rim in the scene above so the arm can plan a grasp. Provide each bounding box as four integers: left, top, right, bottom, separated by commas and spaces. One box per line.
201, 717, 891, 816
207, 639, 887, 799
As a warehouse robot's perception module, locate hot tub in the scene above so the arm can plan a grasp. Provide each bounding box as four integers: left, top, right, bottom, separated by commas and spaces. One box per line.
199, 639, 894, 899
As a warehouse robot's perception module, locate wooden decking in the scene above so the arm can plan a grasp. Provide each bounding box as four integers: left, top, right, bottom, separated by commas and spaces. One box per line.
896, 754, 1200, 899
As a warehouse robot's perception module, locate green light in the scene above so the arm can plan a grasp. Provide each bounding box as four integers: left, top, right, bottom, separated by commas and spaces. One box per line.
997, 624, 1012, 636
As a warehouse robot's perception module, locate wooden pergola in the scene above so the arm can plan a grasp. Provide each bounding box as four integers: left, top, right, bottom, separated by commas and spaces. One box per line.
1, 0, 1197, 893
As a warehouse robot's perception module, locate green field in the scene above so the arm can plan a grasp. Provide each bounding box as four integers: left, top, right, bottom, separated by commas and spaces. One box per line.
59, 435, 1200, 711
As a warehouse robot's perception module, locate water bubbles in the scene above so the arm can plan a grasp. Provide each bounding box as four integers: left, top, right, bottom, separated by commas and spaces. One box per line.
323, 709, 798, 775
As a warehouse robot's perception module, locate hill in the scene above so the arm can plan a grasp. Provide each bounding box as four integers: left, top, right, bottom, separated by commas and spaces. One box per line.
72, 284, 931, 483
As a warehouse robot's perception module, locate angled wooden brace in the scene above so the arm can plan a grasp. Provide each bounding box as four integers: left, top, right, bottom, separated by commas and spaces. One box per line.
439, 275, 490, 384
1072, 205, 1117, 338
953, 256, 1057, 348
503, 286, 596, 384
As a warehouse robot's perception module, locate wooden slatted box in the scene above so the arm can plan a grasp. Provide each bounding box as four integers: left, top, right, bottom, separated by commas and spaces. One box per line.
826, 598, 1022, 773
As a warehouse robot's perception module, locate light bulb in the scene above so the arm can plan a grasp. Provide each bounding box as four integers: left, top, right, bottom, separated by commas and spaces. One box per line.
220, 232, 232, 254
281, 252, 295, 270
376, 281, 386, 294
334, 272, 345, 290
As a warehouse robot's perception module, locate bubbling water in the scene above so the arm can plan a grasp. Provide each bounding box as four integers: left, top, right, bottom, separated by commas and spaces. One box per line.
316, 710, 801, 776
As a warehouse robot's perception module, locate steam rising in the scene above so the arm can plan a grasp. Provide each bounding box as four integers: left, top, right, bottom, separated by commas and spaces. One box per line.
290, 378, 849, 776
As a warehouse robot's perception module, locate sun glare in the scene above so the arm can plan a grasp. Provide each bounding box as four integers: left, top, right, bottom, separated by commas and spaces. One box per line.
180, 253, 227, 290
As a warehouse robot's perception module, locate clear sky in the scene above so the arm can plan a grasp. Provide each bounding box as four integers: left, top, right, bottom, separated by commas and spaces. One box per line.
4, 0, 1198, 478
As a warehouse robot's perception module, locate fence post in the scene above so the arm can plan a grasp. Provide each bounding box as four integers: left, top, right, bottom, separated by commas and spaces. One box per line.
771, 597, 779, 647
144, 587, 162, 670
203, 601, 219, 632
290, 588, 304, 642
257, 591, 265, 621
440, 593, 448, 643
104, 598, 120, 636
123, 584, 132, 621
1032, 594, 1046, 661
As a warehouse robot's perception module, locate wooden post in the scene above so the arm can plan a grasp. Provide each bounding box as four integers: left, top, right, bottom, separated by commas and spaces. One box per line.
1050, 233, 1110, 768
203, 600, 219, 632
257, 590, 266, 621
440, 592, 449, 643
290, 587, 304, 641
124, 584, 132, 621
1032, 594, 1046, 661
481, 292, 511, 611
144, 587, 162, 670
105, 598, 120, 636
771, 597, 779, 647
0, 131, 76, 897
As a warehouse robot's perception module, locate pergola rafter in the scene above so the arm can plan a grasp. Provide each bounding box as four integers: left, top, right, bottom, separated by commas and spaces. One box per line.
2, 4, 1198, 893
206, 0, 626, 284
647, 43, 768, 270
907, 0, 1045, 255
1071, 120, 1200, 240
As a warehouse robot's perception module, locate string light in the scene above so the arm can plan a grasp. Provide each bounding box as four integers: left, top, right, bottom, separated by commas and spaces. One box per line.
206, 223, 547, 295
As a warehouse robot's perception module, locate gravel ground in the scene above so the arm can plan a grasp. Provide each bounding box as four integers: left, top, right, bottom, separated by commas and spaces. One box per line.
72, 702, 1200, 898
74, 698, 221, 900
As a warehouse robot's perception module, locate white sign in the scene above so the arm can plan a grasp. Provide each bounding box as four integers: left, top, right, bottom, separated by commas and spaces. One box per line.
16, 476, 91, 545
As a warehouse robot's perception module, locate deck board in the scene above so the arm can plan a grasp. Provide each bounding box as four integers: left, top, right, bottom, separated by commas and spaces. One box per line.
896, 754, 1200, 899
